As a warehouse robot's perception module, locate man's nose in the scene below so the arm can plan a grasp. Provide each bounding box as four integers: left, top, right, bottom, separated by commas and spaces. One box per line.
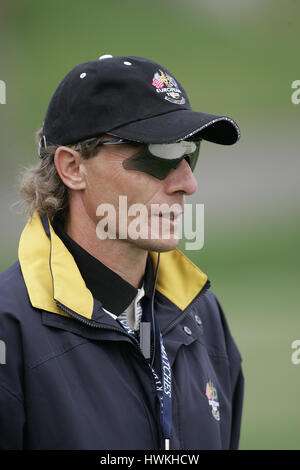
164, 158, 197, 195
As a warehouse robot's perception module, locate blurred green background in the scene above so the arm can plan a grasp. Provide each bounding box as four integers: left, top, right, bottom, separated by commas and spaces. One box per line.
0, 0, 299, 449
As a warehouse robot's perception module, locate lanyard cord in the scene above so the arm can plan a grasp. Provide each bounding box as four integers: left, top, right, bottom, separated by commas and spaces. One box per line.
146, 252, 172, 449
150, 252, 160, 369
117, 253, 172, 450
117, 310, 172, 450
144, 298, 172, 450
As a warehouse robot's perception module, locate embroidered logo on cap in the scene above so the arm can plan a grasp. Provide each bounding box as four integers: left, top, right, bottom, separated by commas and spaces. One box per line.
205, 380, 220, 421
152, 69, 186, 105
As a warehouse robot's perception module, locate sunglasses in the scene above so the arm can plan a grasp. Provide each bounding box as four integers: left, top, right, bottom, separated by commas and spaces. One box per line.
99, 138, 201, 180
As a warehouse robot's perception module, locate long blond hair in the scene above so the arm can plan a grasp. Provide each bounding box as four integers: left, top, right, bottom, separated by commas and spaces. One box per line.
19, 129, 108, 222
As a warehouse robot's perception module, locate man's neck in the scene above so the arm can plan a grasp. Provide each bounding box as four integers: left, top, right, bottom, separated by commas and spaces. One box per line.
64, 205, 148, 289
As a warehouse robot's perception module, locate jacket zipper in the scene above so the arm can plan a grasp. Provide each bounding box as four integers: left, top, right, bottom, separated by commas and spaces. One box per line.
56, 300, 141, 346
56, 299, 163, 448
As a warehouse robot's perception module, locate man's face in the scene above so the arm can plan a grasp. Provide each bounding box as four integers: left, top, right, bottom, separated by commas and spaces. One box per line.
78, 137, 197, 252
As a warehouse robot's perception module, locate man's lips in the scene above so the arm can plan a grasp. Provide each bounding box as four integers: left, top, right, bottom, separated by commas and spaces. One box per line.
154, 211, 183, 221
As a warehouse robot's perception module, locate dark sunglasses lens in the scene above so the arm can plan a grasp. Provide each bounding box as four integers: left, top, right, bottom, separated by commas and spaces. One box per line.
123, 151, 181, 180
122, 142, 200, 180
187, 141, 201, 172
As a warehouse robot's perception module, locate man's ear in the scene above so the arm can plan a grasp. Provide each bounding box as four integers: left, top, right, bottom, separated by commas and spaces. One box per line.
54, 146, 86, 190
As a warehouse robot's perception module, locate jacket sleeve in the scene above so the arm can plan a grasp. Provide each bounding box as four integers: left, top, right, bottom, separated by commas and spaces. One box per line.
229, 367, 244, 450
0, 311, 25, 449
0, 384, 25, 449
213, 294, 245, 450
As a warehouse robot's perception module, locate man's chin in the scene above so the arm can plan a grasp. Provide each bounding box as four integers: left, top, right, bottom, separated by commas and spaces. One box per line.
127, 236, 180, 253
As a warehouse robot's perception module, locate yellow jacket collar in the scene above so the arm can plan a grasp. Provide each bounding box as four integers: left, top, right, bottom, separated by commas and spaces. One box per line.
18, 211, 208, 319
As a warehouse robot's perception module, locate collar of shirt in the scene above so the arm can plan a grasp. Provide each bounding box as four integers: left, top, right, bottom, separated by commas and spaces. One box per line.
52, 219, 154, 315
104, 285, 145, 332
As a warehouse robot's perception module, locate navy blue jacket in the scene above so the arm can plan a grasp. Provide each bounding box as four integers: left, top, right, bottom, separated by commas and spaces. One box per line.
0, 212, 244, 450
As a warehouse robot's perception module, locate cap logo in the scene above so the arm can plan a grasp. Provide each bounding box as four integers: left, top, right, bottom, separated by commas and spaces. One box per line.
205, 380, 220, 421
152, 69, 186, 105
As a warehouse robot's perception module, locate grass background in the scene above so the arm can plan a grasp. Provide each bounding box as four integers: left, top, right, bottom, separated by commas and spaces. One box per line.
0, 0, 299, 449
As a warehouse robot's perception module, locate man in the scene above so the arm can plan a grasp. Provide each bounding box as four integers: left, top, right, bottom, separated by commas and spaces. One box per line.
0, 55, 243, 450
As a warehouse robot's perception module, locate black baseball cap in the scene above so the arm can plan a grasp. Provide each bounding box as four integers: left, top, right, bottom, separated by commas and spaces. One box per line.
40, 55, 240, 151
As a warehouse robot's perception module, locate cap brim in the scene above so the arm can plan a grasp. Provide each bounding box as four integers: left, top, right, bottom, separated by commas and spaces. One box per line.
109, 109, 240, 145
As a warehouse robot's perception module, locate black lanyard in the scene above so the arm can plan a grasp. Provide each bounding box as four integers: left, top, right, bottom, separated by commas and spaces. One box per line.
117, 300, 172, 450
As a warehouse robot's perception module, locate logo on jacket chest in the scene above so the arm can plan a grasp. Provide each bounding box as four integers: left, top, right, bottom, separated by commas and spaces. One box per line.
205, 380, 220, 421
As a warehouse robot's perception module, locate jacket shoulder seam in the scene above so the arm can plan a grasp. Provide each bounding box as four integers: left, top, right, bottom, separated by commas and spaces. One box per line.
27, 339, 90, 369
